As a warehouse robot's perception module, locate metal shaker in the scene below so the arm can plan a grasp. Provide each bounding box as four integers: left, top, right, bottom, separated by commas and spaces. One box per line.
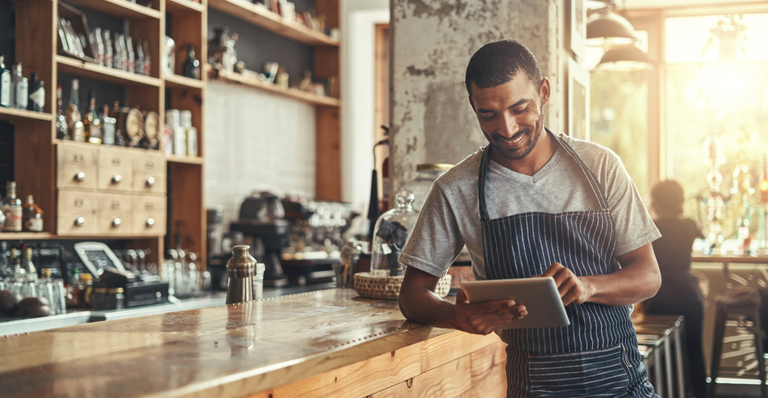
226, 245, 256, 304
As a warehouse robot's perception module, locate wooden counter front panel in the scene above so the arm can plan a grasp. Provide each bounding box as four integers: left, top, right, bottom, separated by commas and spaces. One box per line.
133, 195, 166, 236
57, 189, 99, 235
56, 143, 98, 190
98, 146, 134, 192
132, 152, 167, 195
98, 193, 134, 235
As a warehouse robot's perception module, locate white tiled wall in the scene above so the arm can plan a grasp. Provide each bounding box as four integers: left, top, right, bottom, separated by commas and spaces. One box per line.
204, 81, 316, 227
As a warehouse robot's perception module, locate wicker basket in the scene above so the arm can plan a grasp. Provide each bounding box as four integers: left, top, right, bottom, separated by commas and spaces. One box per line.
353, 272, 452, 300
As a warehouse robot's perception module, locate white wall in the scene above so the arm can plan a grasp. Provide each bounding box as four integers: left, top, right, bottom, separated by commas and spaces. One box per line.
341, 0, 390, 213
204, 81, 316, 227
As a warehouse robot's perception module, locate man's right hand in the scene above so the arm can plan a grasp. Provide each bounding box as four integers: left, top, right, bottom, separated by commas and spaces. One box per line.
454, 289, 527, 335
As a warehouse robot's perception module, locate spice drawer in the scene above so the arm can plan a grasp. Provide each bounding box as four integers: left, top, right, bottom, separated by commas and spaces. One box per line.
133, 152, 167, 195
56, 143, 98, 190
57, 189, 99, 235
98, 193, 134, 235
133, 195, 166, 236
98, 146, 134, 193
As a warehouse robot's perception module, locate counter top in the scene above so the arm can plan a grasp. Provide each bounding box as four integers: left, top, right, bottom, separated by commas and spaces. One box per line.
0, 288, 472, 398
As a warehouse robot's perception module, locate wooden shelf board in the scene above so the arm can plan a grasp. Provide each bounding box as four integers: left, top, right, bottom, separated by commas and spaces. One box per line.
166, 0, 205, 13
166, 155, 204, 164
57, 55, 162, 87
60, 0, 161, 20
164, 73, 205, 90
0, 233, 164, 241
0, 107, 53, 122
208, 0, 339, 47
0, 233, 56, 241
213, 72, 340, 107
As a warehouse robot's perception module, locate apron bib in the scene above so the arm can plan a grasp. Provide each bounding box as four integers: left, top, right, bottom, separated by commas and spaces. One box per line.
478, 131, 658, 398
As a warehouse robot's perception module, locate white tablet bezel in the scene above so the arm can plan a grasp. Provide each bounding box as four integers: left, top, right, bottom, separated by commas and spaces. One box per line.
460, 277, 570, 330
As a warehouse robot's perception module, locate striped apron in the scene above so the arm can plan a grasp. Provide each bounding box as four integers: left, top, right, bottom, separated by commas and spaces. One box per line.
478, 133, 658, 398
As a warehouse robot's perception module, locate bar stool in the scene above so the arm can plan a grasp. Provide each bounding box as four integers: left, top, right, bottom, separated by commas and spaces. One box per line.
635, 315, 687, 398
710, 286, 768, 398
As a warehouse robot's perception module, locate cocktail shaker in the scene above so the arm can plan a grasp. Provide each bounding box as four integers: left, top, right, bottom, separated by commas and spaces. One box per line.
226, 245, 256, 304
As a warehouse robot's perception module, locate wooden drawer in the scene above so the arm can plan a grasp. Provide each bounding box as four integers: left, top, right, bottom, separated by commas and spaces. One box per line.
98, 193, 134, 235
133, 152, 167, 195
133, 195, 166, 236
57, 143, 98, 190
57, 189, 98, 235
98, 147, 134, 192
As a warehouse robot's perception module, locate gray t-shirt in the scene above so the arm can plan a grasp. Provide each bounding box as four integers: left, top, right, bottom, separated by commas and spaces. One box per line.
399, 132, 661, 280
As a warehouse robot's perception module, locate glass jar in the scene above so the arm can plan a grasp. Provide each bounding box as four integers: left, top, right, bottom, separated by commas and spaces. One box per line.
371, 191, 419, 276
403, 163, 452, 212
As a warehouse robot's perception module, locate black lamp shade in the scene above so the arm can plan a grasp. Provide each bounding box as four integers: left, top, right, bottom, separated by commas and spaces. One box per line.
586, 10, 636, 46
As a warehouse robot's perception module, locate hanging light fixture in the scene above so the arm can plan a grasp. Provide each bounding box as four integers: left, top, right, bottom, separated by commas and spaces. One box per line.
596, 44, 653, 70
586, 5, 637, 47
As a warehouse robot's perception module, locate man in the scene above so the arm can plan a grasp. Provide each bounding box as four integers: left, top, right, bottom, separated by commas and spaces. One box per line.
398, 40, 662, 397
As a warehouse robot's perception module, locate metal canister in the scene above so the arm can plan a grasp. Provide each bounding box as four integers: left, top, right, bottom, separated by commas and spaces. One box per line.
226, 245, 256, 304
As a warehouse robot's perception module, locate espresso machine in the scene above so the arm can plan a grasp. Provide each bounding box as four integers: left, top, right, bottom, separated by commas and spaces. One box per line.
229, 192, 290, 287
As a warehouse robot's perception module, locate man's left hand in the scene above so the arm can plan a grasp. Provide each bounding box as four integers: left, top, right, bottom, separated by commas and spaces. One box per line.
539, 263, 593, 306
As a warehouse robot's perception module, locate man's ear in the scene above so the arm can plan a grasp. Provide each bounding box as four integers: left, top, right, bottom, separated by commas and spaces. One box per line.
540, 77, 551, 106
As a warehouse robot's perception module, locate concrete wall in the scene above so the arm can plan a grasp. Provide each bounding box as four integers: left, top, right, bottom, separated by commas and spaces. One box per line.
390, 0, 567, 195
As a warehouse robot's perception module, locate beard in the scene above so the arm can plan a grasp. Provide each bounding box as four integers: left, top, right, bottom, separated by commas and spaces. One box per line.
483, 109, 545, 161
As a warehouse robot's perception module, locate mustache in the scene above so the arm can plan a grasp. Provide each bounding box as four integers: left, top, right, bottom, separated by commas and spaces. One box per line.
490, 127, 532, 141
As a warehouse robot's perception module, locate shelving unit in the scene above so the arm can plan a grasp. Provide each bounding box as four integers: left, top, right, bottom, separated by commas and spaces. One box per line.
166, 0, 205, 13
0, 107, 53, 122
56, 55, 163, 87
61, 0, 162, 19
166, 154, 204, 164
164, 73, 205, 90
211, 70, 340, 107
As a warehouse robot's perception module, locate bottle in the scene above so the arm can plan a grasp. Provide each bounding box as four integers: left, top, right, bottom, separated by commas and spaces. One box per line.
27, 72, 45, 112
93, 28, 105, 66
1, 181, 23, 232
12, 63, 28, 110
0, 55, 10, 107
83, 91, 102, 144
142, 41, 152, 76
0, 242, 12, 279
23, 195, 43, 232
39, 268, 58, 315
113, 33, 123, 71
23, 247, 37, 282
103, 29, 113, 68
101, 104, 116, 145
761, 153, 768, 204
182, 45, 200, 79
117, 34, 128, 71
135, 39, 145, 76
67, 79, 85, 142
180, 111, 197, 156
126, 36, 135, 73
56, 85, 68, 140
112, 101, 127, 147
76, 272, 93, 308
10, 248, 25, 281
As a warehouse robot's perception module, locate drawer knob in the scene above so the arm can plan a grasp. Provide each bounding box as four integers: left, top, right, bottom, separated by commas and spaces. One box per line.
74, 171, 86, 182
146, 176, 155, 187
74, 217, 85, 227
112, 175, 122, 184
146, 218, 155, 227
112, 218, 121, 227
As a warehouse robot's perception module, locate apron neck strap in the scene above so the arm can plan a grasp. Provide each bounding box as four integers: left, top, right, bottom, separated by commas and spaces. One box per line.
477, 129, 610, 223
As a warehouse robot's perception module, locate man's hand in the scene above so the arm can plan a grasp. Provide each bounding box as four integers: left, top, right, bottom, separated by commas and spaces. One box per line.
540, 263, 593, 306
454, 289, 527, 335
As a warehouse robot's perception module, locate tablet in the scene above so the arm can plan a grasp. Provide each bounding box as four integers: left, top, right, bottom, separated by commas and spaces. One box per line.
460, 277, 570, 330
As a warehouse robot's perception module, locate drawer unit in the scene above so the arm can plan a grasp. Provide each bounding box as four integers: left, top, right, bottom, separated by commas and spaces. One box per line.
133, 152, 167, 195
98, 193, 134, 235
57, 189, 99, 235
57, 143, 98, 190
98, 147, 134, 192
133, 195, 167, 236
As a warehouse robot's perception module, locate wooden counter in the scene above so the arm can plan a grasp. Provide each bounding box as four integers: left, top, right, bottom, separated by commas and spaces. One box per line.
0, 289, 507, 398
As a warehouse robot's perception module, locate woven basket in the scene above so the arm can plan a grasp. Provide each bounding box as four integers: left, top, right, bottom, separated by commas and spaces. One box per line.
354, 272, 452, 300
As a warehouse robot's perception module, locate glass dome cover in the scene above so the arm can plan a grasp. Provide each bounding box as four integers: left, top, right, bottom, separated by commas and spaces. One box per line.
371, 191, 420, 276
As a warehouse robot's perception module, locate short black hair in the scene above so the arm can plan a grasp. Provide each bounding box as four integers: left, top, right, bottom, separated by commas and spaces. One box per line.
652, 179, 685, 214
465, 40, 543, 95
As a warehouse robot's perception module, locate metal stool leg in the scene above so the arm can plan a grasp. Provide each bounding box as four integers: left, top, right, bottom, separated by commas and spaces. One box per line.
674, 322, 687, 398
748, 306, 768, 398
710, 303, 727, 398
665, 332, 674, 398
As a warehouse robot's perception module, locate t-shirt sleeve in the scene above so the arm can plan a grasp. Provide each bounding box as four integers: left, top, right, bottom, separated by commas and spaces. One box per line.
399, 182, 466, 278
600, 150, 662, 256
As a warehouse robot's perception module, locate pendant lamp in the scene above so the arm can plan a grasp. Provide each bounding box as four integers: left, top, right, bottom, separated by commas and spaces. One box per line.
586, 6, 636, 47
596, 44, 653, 70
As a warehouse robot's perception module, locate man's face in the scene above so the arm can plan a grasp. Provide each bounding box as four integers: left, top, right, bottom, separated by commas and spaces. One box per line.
469, 74, 550, 162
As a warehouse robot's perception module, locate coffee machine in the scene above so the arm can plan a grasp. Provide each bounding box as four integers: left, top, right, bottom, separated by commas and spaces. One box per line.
229, 192, 290, 287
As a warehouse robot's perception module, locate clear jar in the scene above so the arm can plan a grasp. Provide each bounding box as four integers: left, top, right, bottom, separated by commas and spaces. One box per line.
371, 191, 419, 276
403, 163, 452, 212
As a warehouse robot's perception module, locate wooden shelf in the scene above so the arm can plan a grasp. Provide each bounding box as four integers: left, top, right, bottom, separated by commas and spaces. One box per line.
208, 0, 339, 47
212, 72, 340, 107
166, 0, 205, 13
0, 107, 53, 122
166, 155, 204, 164
57, 55, 162, 87
60, 0, 162, 20
0, 233, 165, 241
164, 73, 205, 90
0, 233, 55, 241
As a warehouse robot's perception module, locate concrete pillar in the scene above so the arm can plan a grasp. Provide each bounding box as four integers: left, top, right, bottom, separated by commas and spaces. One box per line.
390, 0, 567, 195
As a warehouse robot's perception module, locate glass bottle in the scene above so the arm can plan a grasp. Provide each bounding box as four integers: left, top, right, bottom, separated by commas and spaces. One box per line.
103, 29, 113, 68
92, 27, 105, 66
182, 45, 200, 79
68, 79, 85, 142
83, 91, 102, 144
39, 268, 57, 315
0, 55, 10, 108
1, 181, 23, 232
135, 39, 145, 76
56, 85, 68, 140
126, 36, 135, 73
113, 33, 124, 71
12, 62, 28, 110
23, 247, 37, 282
101, 104, 116, 145
142, 41, 151, 76
27, 72, 45, 113
117, 34, 128, 71
0, 242, 12, 280
23, 195, 43, 232
76, 272, 93, 308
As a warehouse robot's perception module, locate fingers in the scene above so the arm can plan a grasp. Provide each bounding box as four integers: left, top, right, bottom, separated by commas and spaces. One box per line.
460, 304, 527, 335
456, 289, 469, 303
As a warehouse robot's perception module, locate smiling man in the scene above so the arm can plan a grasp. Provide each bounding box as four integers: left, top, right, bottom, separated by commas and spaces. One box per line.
398, 40, 663, 397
